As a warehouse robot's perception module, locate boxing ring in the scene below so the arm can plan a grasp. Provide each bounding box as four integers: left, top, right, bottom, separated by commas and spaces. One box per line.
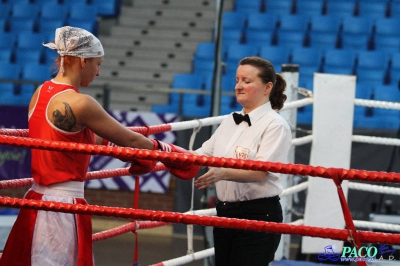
1, 70, 400, 266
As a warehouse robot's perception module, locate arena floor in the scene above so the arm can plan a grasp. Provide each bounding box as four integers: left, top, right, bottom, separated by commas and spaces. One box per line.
92, 218, 205, 266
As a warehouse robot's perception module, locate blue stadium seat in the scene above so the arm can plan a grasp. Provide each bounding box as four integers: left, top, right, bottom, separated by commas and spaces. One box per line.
182, 94, 211, 118
0, 88, 24, 106
340, 35, 370, 51
92, 0, 121, 17
275, 31, 307, 47
325, 0, 357, 18
40, 3, 69, 20
356, 69, 387, 87
0, 63, 22, 80
0, 83, 14, 94
259, 45, 292, 72
234, 0, 263, 14
0, 32, 17, 49
389, 70, 400, 87
308, 32, 339, 50
17, 32, 47, 50
374, 18, 400, 37
194, 42, 216, 62
35, 0, 60, 7
291, 47, 323, 70
69, 3, 98, 22
220, 95, 240, 115
171, 73, 204, 90
244, 29, 274, 46
373, 84, 400, 102
388, 2, 400, 18
225, 43, 259, 67
8, 18, 36, 33
61, 0, 89, 9
21, 83, 36, 97
355, 82, 373, 100
0, 19, 7, 32
0, 49, 12, 62
390, 52, 400, 73
43, 47, 59, 66
352, 82, 371, 129
323, 49, 357, 75
8, 0, 31, 4
21, 63, 53, 82
299, 65, 320, 90
220, 28, 244, 44
11, 3, 40, 19
246, 13, 278, 33
222, 11, 247, 31
309, 15, 342, 35
356, 50, 390, 72
340, 17, 374, 50
278, 14, 310, 33
341, 16, 373, 36
192, 58, 215, 75
151, 93, 180, 114
372, 36, 400, 53
221, 73, 236, 92
297, 104, 313, 125
0, 3, 12, 19
295, 0, 325, 16
371, 84, 400, 126
15, 50, 43, 65
357, 2, 389, 19
265, 0, 295, 15
37, 18, 65, 36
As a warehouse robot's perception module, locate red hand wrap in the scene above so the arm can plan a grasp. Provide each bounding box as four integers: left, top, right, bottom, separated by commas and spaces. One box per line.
103, 139, 156, 175
151, 139, 199, 180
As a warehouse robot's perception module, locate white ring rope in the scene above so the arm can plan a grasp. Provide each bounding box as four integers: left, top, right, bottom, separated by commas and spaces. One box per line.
353, 220, 400, 232
354, 98, 400, 110
352, 135, 400, 146
168, 98, 313, 132
348, 182, 400, 195
291, 135, 313, 146
280, 97, 314, 111
280, 181, 309, 197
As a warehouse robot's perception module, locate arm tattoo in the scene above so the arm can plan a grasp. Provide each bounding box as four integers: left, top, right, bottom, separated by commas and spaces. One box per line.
52, 102, 77, 131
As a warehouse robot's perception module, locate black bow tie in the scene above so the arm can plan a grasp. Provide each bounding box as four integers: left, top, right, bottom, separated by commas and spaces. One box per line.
232, 113, 251, 126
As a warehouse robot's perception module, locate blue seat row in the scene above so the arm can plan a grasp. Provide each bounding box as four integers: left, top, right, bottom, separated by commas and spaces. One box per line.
234, 0, 397, 19
220, 12, 400, 51
0, 0, 120, 18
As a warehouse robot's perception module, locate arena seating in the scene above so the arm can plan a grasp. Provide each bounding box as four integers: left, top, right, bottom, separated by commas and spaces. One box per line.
0, 0, 120, 106
152, 0, 400, 129
1, 0, 399, 129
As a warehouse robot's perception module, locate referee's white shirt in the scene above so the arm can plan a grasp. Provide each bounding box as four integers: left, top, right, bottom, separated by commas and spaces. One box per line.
196, 102, 292, 202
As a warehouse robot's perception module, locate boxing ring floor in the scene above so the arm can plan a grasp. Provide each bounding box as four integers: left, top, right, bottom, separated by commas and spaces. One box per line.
91, 217, 205, 266
90, 218, 328, 266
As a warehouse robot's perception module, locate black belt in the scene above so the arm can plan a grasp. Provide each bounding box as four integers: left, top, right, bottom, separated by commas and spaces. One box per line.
216, 195, 280, 208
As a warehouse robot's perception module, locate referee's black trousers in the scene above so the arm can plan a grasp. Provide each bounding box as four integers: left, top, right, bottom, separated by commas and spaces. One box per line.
214, 196, 283, 266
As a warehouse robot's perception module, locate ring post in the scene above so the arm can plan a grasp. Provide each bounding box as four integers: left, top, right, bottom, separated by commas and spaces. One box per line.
301, 73, 356, 254
276, 64, 299, 260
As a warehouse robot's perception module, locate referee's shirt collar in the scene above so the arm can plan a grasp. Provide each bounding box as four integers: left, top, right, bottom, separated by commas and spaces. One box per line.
238, 102, 274, 125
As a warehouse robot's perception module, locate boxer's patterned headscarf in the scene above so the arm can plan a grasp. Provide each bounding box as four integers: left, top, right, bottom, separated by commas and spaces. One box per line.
43, 26, 104, 75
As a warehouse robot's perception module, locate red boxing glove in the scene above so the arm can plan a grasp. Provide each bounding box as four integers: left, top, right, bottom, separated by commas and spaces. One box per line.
128, 159, 157, 176
151, 139, 199, 180
102, 139, 156, 175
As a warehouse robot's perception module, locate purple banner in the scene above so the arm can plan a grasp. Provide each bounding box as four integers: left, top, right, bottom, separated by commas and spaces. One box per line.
86, 110, 179, 194
0, 105, 31, 180
0, 106, 179, 194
